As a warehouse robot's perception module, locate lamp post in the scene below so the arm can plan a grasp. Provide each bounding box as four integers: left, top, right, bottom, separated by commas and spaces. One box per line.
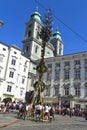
58, 94, 61, 109
0, 20, 4, 27
33, 9, 53, 104
69, 94, 73, 108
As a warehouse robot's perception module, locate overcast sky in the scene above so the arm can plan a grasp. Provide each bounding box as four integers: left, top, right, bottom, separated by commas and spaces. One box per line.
0, 0, 87, 55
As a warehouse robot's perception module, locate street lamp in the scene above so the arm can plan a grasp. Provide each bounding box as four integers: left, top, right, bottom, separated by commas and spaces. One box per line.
68, 94, 73, 108
58, 94, 61, 108
0, 20, 4, 27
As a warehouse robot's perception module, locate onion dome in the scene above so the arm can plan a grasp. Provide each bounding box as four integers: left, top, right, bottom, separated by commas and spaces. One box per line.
53, 28, 62, 40
31, 7, 41, 21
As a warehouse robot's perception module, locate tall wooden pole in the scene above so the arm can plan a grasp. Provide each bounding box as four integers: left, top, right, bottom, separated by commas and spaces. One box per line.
33, 9, 53, 104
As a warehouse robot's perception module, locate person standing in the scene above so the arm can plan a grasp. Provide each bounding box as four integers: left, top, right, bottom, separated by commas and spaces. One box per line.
85, 109, 87, 120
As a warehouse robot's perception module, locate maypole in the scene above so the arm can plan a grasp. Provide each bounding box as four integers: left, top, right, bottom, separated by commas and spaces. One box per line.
33, 9, 53, 104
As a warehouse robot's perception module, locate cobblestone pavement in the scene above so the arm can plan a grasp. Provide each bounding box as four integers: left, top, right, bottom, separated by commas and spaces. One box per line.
0, 112, 18, 128
0, 113, 87, 130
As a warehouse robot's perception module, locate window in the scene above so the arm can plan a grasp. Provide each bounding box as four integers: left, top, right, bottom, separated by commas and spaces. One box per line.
31, 79, 34, 86
85, 59, 87, 64
0, 55, 3, 63
59, 44, 61, 54
47, 71, 51, 80
75, 104, 80, 109
29, 24, 32, 28
54, 85, 59, 96
36, 26, 40, 39
20, 90, 23, 96
35, 46, 38, 53
7, 85, 12, 92
75, 60, 80, 65
45, 85, 50, 96
47, 64, 52, 68
22, 78, 25, 84
85, 84, 87, 97
75, 69, 80, 79
3, 48, 6, 51
33, 67, 36, 70
47, 51, 50, 54
64, 71, 69, 80
9, 71, 14, 78
14, 51, 17, 54
55, 71, 60, 80
25, 61, 27, 66
65, 61, 70, 66
75, 85, 80, 97
55, 63, 60, 67
26, 46, 29, 51
28, 30, 31, 37
36, 31, 39, 39
55, 63, 60, 72
11, 59, 16, 65
64, 85, 69, 95
85, 70, 87, 79
47, 64, 52, 74
24, 68, 26, 72
59, 47, 61, 55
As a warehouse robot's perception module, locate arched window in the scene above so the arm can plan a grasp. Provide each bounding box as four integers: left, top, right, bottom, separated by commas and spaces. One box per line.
35, 46, 38, 53
28, 30, 31, 37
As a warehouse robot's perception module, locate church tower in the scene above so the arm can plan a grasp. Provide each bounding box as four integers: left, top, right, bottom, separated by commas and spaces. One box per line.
51, 29, 64, 56
22, 8, 42, 61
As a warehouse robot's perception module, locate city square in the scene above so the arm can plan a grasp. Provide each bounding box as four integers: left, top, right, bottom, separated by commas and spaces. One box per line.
0, 112, 87, 130
0, 0, 87, 130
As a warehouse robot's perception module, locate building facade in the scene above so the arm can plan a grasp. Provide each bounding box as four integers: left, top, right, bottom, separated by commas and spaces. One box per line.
43, 53, 87, 109
0, 42, 30, 102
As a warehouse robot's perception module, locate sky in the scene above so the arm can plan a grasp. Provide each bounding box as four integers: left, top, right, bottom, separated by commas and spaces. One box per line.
0, 0, 87, 55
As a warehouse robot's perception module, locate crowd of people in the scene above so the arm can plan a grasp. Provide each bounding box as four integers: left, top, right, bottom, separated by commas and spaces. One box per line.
17, 102, 55, 122
0, 101, 55, 122
55, 107, 87, 119
0, 101, 87, 121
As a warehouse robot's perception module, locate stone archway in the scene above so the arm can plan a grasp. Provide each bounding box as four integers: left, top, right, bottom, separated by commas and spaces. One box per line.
3, 98, 12, 106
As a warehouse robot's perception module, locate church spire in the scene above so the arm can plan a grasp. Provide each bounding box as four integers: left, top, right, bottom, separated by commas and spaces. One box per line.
31, 7, 41, 21
36, 6, 38, 12
53, 27, 62, 40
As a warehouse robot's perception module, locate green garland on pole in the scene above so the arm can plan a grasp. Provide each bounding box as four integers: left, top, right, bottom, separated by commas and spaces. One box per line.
33, 9, 53, 104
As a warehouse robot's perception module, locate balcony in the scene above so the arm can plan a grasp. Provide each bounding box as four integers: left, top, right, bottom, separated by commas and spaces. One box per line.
64, 79, 70, 85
